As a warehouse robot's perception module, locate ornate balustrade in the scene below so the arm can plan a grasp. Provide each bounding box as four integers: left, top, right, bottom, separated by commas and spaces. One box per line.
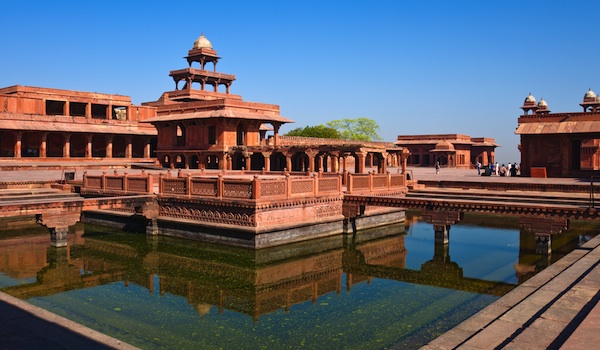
346, 172, 406, 194
82, 171, 153, 194
158, 172, 342, 201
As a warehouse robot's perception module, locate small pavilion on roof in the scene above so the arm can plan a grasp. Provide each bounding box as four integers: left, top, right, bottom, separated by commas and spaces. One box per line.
516, 89, 600, 177
143, 34, 405, 173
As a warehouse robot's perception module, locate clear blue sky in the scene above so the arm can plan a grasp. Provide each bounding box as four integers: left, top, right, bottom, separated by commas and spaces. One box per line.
2, 0, 599, 163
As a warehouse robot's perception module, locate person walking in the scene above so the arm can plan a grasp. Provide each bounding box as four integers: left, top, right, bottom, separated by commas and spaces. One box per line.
506, 162, 511, 177
495, 162, 499, 176
477, 161, 481, 175
435, 161, 440, 174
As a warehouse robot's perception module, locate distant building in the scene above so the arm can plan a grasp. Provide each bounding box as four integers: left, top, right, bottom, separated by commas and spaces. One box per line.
516, 90, 600, 177
0, 85, 157, 161
395, 134, 498, 168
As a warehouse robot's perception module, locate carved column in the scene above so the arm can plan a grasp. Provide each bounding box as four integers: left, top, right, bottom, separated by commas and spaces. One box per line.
37, 211, 81, 247
306, 149, 318, 173
107, 104, 112, 120
318, 154, 325, 172
355, 151, 366, 174
380, 152, 388, 173
85, 134, 92, 158
262, 152, 272, 172
244, 152, 252, 170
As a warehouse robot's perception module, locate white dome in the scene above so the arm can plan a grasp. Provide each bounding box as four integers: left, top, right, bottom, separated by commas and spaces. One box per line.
584, 88, 596, 99
193, 34, 212, 50
524, 93, 536, 104
538, 98, 548, 108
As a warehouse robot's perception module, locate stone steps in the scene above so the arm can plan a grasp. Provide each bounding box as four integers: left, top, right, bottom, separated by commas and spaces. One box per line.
421, 235, 600, 349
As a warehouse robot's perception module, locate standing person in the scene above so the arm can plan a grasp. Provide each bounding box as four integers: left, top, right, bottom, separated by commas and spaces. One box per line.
435, 161, 440, 174
477, 161, 481, 175
495, 162, 499, 176
511, 162, 518, 177
506, 162, 511, 177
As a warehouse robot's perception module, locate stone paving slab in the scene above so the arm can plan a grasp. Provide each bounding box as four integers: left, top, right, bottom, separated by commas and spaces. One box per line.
421, 234, 600, 349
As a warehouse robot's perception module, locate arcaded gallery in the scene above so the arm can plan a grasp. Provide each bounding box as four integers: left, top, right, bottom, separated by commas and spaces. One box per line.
395, 134, 498, 168
0, 85, 157, 160
516, 89, 600, 177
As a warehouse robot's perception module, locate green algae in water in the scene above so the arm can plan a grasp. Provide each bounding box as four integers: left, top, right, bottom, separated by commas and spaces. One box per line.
2, 215, 595, 349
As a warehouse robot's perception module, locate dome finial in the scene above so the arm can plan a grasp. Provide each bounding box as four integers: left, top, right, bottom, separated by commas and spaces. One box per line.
193, 33, 213, 50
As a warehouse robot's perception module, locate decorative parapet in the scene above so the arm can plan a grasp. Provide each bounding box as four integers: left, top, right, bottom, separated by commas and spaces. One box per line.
82, 170, 153, 195
157, 172, 343, 201
346, 172, 407, 195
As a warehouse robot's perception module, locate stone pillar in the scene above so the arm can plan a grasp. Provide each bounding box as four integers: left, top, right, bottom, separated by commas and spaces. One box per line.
107, 104, 112, 120
318, 155, 324, 172
273, 123, 281, 146
14, 131, 22, 158
434, 225, 449, 245
144, 139, 151, 158
125, 137, 133, 158
367, 153, 373, 168
262, 152, 272, 172
85, 103, 91, 119
40, 132, 47, 158
380, 152, 388, 173
64, 134, 70, 158
331, 154, 339, 173
64, 101, 70, 116
106, 135, 114, 159
244, 152, 252, 170
85, 134, 92, 158
286, 154, 292, 172
536, 234, 552, 255
37, 212, 81, 247
356, 151, 366, 174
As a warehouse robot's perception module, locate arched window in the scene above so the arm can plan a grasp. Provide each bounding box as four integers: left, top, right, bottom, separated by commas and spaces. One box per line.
176, 124, 186, 147
236, 123, 246, 146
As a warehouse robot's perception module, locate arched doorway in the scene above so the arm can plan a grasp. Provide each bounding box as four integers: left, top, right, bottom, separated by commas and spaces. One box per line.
189, 155, 199, 169
231, 153, 245, 170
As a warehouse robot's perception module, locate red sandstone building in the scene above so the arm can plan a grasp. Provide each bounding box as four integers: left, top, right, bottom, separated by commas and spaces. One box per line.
395, 134, 498, 168
0, 86, 157, 161
516, 90, 600, 177
142, 34, 405, 173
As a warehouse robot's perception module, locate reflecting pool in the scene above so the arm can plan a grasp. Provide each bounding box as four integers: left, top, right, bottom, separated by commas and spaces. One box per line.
0, 212, 597, 349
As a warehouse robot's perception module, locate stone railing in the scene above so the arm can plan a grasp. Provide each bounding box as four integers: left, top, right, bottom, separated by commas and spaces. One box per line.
346, 172, 406, 194
158, 173, 342, 200
82, 171, 153, 194
273, 136, 396, 148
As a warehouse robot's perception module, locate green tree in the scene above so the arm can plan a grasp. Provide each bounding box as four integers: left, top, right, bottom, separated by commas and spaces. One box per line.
325, 118, 383, 141
284, 125, 342, 139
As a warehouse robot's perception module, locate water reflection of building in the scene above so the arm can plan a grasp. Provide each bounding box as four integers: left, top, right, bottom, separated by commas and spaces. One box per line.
0, 219, 552, 321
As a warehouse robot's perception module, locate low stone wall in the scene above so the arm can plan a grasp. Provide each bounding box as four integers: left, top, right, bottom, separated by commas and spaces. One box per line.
418, 179, 597, 193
